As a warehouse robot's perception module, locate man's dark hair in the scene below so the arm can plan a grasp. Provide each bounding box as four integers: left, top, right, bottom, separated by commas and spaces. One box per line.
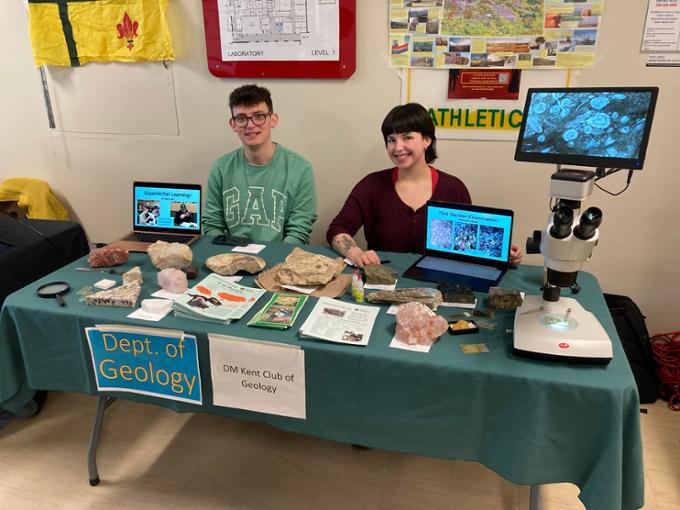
380, 103, 437, 163
229, 84, 273, 114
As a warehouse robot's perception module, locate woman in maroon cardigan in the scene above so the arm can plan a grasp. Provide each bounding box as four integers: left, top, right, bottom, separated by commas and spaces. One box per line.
326, 103, 522, 267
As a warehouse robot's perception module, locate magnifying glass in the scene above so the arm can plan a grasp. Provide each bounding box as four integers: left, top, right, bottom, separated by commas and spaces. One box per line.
37, 281, 71, 307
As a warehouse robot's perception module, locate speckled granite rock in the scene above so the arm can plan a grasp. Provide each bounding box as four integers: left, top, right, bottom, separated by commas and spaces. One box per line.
487, 287, 523, 310
86, 283, 141, 308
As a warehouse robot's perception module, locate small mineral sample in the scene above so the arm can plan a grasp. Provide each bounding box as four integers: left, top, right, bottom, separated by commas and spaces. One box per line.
183, 264, 199, 279
437, 282, 475, 304
157, 268, 188, 294
122, 266, 142, 285
148, 241, 192, 270
205, 253, 265, 276
395, 301, 448, 345
487, 287, 523, 310
88, 246, 129, 267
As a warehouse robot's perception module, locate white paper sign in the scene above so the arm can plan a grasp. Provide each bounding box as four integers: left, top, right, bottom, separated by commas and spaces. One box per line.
208, 334, 306, 419
641, 1, 680, 52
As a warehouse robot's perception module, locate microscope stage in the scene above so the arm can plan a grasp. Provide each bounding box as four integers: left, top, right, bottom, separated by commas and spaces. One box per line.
513, 296, 613, 364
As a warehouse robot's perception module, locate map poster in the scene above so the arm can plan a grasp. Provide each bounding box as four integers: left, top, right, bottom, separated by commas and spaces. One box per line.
218, 0, 339, 61
389, 0, 603, 69
448, 69, 521, 99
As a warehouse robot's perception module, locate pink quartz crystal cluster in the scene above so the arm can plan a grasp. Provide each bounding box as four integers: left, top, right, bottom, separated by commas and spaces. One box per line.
88, 246, 129, 267
395, 301, 448, 345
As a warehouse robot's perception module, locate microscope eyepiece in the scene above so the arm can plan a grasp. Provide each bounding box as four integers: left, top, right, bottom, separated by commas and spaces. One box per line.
549, 206, 574, 239
574, 207, 602, 240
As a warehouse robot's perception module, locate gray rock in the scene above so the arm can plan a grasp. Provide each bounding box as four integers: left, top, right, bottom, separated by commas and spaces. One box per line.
276, 247, 344, 286
364, 264, 398, 285
366, 288, 443, 310
487, 287, 523, 310
148, 241, 193, 270
205, 253, 266, 276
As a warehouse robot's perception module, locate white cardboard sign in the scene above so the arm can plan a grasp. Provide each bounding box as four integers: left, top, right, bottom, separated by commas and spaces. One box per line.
208, 334, 306, 419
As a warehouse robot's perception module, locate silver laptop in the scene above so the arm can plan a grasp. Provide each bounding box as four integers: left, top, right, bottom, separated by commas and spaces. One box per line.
403, 201, 514, 292
108, 182, 202, 253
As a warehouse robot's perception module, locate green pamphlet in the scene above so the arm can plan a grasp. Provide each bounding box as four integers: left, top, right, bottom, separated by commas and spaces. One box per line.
247, 293, 308, 330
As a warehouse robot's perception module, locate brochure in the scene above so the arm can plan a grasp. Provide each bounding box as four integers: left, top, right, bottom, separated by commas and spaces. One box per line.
247, 293, 308, 330
298, 297, 380, 346
173, 273, 266, 324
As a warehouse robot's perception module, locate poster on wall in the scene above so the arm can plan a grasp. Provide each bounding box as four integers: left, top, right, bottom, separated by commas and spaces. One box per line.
389, 0, 603, 70
448, 69, 521, 99
218, 0, 339, 61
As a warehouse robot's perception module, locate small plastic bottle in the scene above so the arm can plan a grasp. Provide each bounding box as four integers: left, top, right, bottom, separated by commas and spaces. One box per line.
351, 270, 359, 299
355, 274, 365, 303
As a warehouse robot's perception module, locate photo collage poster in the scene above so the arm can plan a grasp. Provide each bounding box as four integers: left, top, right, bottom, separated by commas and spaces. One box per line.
389, 0, 603, 69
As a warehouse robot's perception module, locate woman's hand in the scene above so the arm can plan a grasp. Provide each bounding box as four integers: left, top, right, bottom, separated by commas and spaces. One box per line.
346, 246, 381, 268
510, 243, 523, 265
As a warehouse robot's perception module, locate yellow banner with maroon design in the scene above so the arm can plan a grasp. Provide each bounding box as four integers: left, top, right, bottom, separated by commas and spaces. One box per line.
27, 0, 174, 67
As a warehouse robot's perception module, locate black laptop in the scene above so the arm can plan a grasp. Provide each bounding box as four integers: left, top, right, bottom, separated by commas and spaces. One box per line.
108, 182, 202, 253
403, 201, 514, 292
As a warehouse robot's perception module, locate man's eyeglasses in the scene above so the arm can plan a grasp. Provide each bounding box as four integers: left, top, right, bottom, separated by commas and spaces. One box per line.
232, 112, 272, 127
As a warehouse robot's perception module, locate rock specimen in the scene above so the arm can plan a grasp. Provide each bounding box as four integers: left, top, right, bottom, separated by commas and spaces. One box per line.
364, 264, 398, 285
86, 283, 141, 308
437, 282, 475, 304
205, 253, 265, 276
88, 246, 129, 267
157, 268, 188, 294
487, 287, 523, 310
122, 266, 142, 285
276, 247, 344, 286
183, 264, 199, 279
395, 302, 448, 345
148, 241, 192, 270
366, 287, 443, 310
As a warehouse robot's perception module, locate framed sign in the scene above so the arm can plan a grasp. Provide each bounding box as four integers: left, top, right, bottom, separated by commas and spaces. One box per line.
202, 0, 356, 79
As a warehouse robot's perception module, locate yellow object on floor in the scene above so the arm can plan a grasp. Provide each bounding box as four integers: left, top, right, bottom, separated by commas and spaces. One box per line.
27, 0, 174, 67
0, 178, 69, 220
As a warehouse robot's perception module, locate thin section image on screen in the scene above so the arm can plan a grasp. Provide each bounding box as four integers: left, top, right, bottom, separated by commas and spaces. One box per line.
514, 87, 658, 170
426, 205, 511, 262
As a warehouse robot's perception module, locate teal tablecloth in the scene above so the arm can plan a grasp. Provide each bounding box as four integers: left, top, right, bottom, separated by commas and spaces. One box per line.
0, 238, 643, 510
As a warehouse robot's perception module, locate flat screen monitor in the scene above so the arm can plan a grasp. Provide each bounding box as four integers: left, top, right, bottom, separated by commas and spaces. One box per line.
515, 87, 658, 170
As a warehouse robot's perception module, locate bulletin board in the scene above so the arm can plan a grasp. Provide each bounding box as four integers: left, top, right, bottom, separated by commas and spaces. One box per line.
202, 0, 356, 79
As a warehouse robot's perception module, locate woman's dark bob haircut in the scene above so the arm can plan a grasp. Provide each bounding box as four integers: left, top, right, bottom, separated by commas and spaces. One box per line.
380, 103, 437, 164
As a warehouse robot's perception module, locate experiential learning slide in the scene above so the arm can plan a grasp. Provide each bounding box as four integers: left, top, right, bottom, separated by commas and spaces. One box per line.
389, 0, 603, 69
217, 0, 339, 61
426, 206, 511, 261
135, 186, 200, 230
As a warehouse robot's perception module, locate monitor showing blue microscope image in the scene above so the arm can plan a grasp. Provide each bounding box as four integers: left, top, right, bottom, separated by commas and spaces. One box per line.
515, 87, 658, 169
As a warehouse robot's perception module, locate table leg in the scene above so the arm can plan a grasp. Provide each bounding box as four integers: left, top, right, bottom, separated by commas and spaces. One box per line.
88, 395, 115, 486
530, 484, 540, 510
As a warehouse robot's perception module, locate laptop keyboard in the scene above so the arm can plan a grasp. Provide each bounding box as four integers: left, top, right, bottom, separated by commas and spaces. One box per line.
416, 256, 501, 280
127, 233, 194, 244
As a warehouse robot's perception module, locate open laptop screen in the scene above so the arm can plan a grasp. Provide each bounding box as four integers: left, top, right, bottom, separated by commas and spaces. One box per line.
425, 202, 513, 262
133, 183, 201, 232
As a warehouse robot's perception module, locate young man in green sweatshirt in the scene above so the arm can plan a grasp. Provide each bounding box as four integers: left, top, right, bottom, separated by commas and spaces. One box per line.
203, 84, 317, 244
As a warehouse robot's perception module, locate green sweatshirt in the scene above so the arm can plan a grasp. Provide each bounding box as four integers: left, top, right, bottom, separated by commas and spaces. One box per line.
203, 144, 317, 243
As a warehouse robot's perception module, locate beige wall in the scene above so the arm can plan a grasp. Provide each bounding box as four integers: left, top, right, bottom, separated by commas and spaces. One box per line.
1, 1, 678, 333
